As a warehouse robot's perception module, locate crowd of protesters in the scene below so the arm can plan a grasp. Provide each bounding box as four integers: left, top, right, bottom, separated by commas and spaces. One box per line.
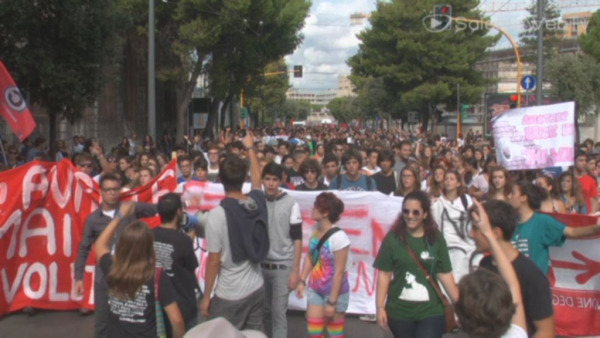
6, 124, 600, 338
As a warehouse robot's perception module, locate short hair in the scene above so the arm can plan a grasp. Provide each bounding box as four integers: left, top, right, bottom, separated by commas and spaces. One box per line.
299, 158, 321, 177
177, 155, 191, 166
515, 180, 548, 210
341, 148, 363, 167
139, 166, 156, 177
157, 193, 182, 223
262, 162, 283, 180
314, 192, 345, 223
219, 154, 248, 192
455, 269, 515, 338
576, 150, 589, 161
377, 149, 395, 167
231, 141, 245, 151
100, 173, 122, 188
194, 157, 208, 171
322, 153, 338, 166
264, 145, 276, 154
75, 152, 93, 165
482, 200, 519, 241
465, 157, 478, 169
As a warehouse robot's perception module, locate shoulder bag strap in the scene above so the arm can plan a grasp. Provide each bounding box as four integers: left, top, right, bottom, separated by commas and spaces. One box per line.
311, 227, 342, 266
405, 243, 451, 306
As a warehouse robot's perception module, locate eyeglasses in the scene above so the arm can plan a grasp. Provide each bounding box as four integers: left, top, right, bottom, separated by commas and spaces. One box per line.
305, 169, 318, 174
107, 158, 117, 163
78, 162, 93, 168
402, 209, 422, 217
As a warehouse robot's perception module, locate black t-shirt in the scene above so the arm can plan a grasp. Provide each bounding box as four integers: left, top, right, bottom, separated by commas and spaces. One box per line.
480, 253, 554, 336
372, 171, 397, 195
99, 254, 177, 338
153, 227, 199, 326
295, 182, 328, 191
288, 169, 305, 186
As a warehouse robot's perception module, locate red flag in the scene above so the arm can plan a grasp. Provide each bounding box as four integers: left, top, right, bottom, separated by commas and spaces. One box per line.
0, 62, 37, 141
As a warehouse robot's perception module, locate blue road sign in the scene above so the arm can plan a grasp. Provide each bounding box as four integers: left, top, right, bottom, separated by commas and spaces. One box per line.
521, 75, 536, 91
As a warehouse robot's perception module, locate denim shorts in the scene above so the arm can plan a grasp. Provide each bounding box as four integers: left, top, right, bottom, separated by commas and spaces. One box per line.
307, 288, 349, 313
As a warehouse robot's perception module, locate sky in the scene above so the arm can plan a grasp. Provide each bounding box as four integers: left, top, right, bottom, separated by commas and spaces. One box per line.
284, 0, 599, 92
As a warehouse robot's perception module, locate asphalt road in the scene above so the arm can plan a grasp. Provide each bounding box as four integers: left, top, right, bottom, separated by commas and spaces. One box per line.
0, 309, 468, 338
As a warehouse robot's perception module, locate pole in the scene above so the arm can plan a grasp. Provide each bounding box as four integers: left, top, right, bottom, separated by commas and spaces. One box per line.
536, 0, 544, 105
453, 17, 523, 107
457, 83, 462, 139
148, 0, 156, 140
0, 139, 8, 166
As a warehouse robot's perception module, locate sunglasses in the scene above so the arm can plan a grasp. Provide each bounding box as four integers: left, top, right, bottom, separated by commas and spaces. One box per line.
402, 209, 422, 217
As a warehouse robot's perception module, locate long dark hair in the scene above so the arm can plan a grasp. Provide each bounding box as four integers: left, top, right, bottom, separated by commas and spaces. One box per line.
390, 190, 438, 244
107, 221, 155, 300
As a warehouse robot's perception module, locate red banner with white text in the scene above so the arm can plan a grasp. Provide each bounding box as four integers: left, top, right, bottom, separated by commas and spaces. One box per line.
0, 160, 177, 316
0, 62, 37, 141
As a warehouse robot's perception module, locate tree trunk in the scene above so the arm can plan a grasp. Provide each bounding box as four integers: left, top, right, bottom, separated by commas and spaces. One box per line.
175, 64, 203, 143
220, 95, 232, 129
420, 104, 430, 134
203, 98, 220, 140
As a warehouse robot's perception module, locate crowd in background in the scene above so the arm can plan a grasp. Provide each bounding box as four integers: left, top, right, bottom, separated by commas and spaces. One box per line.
7, 125, 600, 338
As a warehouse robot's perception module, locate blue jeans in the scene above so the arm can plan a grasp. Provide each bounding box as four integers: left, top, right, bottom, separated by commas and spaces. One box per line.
306, 288, 349, 313
388, 314, 446, 338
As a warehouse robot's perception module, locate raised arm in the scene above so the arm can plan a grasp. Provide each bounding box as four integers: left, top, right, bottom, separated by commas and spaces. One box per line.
243, 131, 261, 190
94, 202, 135, 259
471, 200, 526, 331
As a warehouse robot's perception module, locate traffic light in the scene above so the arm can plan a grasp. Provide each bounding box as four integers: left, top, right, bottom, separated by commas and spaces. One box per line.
433, 4, 452, 31
294, 65, 303, 78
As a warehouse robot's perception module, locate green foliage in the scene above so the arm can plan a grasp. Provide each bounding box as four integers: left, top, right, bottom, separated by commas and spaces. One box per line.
327, 97, 360, 123
0, 0, 124, 122
246, 59, 290, 124
546, 54, 600, 116
519, 0, 564, 62
347, 0, 497, 131
279, 100, 311, 121
175, 0, 311, 100
580, 10, 600, 62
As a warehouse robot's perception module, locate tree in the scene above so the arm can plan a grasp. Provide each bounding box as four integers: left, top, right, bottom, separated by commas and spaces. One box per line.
348, 0, 498, 132
580, 10, 600, 62
546, 54, 600, 117
0, 0, 124, 153
246, 59, 290, 126
519, 0, 564, 63
327, 97, 360, 123
279, 100, 311, 122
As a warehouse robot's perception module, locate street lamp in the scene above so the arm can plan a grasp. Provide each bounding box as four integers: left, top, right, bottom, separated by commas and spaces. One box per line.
148, 0, 156, 141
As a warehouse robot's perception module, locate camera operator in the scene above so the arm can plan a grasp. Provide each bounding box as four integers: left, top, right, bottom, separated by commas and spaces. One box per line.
154, 193, 201, 332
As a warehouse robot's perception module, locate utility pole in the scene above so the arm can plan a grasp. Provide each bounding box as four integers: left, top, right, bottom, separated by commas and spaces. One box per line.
457, 83, 462, 139
536, 0, 544, 105
148, 0, 156, 140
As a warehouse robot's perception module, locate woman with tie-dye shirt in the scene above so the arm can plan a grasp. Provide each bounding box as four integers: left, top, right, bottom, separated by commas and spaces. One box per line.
296, 192, 351, 338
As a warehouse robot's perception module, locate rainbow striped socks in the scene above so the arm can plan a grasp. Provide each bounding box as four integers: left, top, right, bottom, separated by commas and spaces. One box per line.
327, 318, 346, 338
307, 317, 325, 338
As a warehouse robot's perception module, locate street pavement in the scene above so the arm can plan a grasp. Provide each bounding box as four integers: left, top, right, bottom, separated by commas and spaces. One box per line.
0, 309, 468, 338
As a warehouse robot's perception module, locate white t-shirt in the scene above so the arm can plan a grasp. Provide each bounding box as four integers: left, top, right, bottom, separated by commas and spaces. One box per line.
324, 227, 353, 272
470, 173, 489, 193
502, 324, 527, 338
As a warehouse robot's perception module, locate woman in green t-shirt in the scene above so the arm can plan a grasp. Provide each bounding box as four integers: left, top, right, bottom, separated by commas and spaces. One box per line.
374, 190, 459, 338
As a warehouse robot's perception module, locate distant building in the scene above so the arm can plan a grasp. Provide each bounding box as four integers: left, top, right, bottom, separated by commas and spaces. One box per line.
286, 88, 338, 105
563, 11, 593, 39
337, 75, 356, 97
